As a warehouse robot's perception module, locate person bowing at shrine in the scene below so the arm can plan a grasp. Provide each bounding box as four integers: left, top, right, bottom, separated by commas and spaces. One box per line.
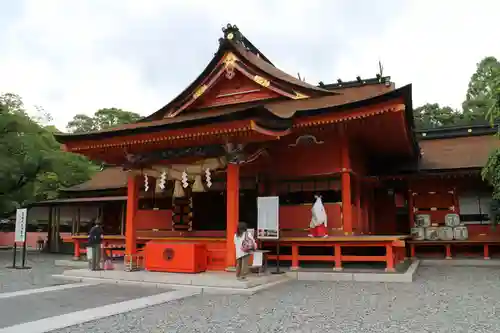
308, 194, 328, 237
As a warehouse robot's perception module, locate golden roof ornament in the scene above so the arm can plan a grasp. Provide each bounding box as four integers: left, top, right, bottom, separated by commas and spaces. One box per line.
222, 24, 242, 43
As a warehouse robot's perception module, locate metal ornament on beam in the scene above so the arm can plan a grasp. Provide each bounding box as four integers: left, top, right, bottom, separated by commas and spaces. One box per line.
288, 134, 324, 148
224, 142, 268, 165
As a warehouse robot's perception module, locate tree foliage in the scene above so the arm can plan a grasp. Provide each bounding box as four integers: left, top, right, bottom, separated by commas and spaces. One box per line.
414, 57, 500, 130
67, 108, 141, 133
463, 57, 500, 123
413, 103, 464, 129
476, 57, 500, 206
0, 100, 143, 215
0, 93, 96, 216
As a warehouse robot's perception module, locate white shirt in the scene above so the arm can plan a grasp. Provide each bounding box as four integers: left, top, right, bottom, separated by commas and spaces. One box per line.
234, 230, 255, 259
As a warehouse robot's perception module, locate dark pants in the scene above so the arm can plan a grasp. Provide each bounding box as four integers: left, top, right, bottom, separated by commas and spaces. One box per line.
236, 254, 250, 279
89, 244, 101, 270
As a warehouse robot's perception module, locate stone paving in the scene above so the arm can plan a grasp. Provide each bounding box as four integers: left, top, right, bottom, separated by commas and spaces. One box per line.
0, 250, 71, 293
2, 251, 500, 333
52, 266, 500, 333
0, 284, 166, 329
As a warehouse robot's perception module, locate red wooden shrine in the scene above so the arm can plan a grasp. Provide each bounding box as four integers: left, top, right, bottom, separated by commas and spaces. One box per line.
56, 24, 500, 272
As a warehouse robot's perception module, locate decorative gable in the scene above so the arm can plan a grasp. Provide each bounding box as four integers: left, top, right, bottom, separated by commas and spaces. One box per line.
192, 71, 281, 109
139, 24, 337, 121
166, 52, 309, 117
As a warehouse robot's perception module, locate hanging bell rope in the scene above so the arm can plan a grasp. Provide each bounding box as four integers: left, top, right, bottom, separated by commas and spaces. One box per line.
192, 175, 205, 192
173, 180, 185, 198
142, 157, 226, 181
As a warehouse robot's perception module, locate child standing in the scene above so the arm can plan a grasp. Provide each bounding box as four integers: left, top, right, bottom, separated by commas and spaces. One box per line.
234, 222, 256, 280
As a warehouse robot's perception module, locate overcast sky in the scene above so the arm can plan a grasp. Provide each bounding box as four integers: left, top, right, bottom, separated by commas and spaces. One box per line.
0, 0, 498, 131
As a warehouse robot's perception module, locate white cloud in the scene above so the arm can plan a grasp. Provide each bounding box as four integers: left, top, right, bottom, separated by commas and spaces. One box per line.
333, 0, 500, 109
0, 0, 498, 131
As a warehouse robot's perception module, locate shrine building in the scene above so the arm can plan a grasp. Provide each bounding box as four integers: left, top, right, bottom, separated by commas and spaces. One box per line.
52, 24, 500, 272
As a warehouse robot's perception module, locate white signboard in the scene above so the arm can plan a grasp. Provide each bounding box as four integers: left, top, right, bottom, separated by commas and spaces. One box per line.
257, 196, 279, 240
15, 208, 28, 242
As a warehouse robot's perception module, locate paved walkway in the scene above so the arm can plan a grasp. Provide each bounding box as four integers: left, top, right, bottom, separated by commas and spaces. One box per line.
0, 283, 169, 330
0, 251, 70, 293
0, 252, 199, 332
53, 266, 500, 333
2, 251, 500, 332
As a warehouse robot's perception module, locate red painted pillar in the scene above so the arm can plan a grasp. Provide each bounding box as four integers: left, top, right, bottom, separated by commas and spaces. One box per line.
125, 173, 139, 257
73, 240, 81, 261
408, 181, 415, 230
369, 187, 376, 234
291, 244, 299, 270
362, 186, 369, 234
226, 163, 240, 269
451, 187, 460, 214
334, 244, 342, 271
341, 172, 352, 234
385, 243, 395, 272
341, 136, 352, 234
354, 177, 361, 234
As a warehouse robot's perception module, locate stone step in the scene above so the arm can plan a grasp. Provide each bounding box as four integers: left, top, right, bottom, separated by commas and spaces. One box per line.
54, 269, 291, 295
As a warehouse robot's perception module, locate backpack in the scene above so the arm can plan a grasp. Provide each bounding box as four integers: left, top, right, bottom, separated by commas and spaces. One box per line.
241, 232, 255, 253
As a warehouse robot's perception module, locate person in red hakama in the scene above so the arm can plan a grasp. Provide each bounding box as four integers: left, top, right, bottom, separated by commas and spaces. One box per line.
308, 195, 328, 237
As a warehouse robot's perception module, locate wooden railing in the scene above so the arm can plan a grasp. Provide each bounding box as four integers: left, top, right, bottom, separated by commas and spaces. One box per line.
263, 236, 408, 272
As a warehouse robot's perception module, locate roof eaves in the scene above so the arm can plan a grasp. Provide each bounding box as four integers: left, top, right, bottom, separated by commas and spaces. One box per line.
417, 123, 498, 140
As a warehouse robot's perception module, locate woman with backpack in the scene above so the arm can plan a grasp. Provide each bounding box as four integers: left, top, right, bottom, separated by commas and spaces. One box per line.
234, 222, 256, 280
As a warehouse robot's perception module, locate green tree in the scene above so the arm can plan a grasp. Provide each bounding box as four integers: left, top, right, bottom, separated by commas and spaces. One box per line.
478, 57, 500, 224
0, 93, 96, 215
67, 108, 141, 133
463, 56, 500, 123
485, 64, 500, 124
34, 125, 97, 201
413, 103, 463, 129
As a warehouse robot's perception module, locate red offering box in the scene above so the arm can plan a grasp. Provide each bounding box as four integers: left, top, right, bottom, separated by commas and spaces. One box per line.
144, 241, 207, 273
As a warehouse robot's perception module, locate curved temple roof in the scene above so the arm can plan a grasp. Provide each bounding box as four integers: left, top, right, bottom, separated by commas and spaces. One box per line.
54, 23, 414, 158
55, 84, 413, 142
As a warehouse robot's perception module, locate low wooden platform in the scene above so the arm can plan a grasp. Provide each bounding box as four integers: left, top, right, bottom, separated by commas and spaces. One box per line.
263, 235, 409, 272
65, 234, 410, 272
408, 238, 500, 259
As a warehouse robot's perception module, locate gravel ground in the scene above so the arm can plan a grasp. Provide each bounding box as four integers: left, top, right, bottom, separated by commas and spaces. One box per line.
0, 284, 166, 328
52, 265, 500, 333
0, 250, 71, 293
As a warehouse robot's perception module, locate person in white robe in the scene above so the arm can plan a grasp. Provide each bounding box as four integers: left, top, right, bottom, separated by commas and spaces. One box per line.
308, 195, 328, 237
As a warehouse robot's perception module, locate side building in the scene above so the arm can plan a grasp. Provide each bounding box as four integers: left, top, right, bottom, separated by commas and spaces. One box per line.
0, 168, 128, 252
